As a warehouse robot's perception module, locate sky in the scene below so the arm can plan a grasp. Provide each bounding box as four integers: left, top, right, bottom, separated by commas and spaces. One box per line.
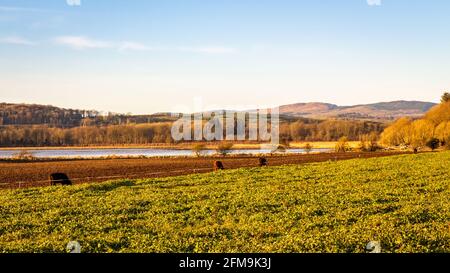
0, 0, 449, 114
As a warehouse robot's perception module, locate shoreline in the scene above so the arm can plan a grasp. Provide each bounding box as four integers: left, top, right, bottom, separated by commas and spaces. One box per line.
0, 141, 361, 151
0, 151, 331, 163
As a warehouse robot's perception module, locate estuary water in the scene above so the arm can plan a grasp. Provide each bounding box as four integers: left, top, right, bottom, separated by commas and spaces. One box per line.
0, 148, 330, 159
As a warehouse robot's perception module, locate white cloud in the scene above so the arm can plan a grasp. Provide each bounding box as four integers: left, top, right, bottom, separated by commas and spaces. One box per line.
120, 44, 237, 54
53, 36, 237, 54
119, 41, 153, 51
0, 6, 33, 12
178, 46, 237, 54
0, 36, 36, 46
54, 36, 112, 50
367, 0, 381, 6
0, 6, 19, 11
0, 6, 55, 13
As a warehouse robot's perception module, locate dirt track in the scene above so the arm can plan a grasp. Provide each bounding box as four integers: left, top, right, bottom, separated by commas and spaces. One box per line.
0, 152, 408, 190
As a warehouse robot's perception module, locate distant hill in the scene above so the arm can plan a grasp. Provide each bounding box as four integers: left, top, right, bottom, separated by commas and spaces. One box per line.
0, 100, 436, 127
279, 101, 436, 121
0, 103, 177, 127
280, 103, 338, 116
0, 103, 85, 127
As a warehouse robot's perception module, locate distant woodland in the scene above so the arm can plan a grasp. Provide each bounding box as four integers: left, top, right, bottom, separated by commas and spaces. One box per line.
0, 103, 385, 147
381, 93, 450, 150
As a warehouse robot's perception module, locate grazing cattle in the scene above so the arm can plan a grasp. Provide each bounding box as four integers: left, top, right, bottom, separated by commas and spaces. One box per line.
259, 157, 268, 167
214, 161, 224, 171
49, 173, 72, 186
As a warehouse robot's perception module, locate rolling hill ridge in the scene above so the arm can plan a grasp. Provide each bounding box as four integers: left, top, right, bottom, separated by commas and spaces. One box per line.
0, 100, 436, 127
279, 101, 436, 120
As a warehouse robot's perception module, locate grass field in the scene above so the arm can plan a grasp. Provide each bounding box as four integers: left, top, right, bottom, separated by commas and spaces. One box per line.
0, 152, 449, 253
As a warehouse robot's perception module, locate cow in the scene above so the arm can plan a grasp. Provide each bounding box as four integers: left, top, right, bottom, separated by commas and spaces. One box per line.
259, 157, 268, 167
214, 161, 224, 171
49, 173, 72, 186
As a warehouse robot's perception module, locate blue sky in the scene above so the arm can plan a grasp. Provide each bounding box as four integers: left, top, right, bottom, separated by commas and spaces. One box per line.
0, 0, 449, 114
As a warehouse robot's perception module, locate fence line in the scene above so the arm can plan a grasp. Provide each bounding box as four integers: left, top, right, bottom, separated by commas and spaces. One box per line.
1, 152, 400, 189
0, 163, 262, 189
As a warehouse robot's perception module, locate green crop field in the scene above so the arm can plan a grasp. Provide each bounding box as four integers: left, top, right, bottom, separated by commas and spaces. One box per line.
0, 152, 449, 253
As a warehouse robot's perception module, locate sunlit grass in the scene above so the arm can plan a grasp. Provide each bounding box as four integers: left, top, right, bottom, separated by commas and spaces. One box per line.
0, 152, 449, 253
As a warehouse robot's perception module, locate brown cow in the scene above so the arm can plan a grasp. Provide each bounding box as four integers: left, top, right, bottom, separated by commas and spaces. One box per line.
214, 161, 224, 171
49, 173, 72, 186
259, 157, 268, 167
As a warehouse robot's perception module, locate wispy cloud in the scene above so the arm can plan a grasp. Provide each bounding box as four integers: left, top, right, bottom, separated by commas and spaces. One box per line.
54, 36, 152, 51
54, 35, 237, 54
120, 44, 238, 54
0, 6, 29, 12
0, 6, 55, 13
178, 46, 237, 54
118, 41, 153, 52
54, 36, 112, 50
0, 36, 36, 46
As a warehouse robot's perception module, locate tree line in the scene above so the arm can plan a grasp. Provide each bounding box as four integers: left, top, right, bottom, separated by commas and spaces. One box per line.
279, 119, 384, 142
0, 123, 174, 146
381, 93, 450, 150
0, 103, 177, 127
0, 119, 384, 147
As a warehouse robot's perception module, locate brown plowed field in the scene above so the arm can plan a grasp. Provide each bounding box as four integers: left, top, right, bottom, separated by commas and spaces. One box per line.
0, 152, 409, 190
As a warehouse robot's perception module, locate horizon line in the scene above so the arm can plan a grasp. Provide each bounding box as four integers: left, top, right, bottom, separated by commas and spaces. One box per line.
0, 98, 439, 116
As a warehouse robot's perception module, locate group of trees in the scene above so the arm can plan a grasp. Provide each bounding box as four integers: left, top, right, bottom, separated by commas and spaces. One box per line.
0, 119, 384, 147
0, 103, 177, 127
0, 123, 174, 146
279, 119, 384, 142
381, 93, 450, 150
0, 103, 87, 127
4, 94, 448, 149
0, 102, 387, 147
6, 95, 450, 149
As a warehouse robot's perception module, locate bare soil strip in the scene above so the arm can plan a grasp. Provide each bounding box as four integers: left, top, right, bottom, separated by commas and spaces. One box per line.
0, 152, 409, 190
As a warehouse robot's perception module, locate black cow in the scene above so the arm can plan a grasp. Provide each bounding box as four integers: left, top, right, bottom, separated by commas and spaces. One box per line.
49, 173, 72, 186
214, 161, 224, 171
259, 157, 268, 167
